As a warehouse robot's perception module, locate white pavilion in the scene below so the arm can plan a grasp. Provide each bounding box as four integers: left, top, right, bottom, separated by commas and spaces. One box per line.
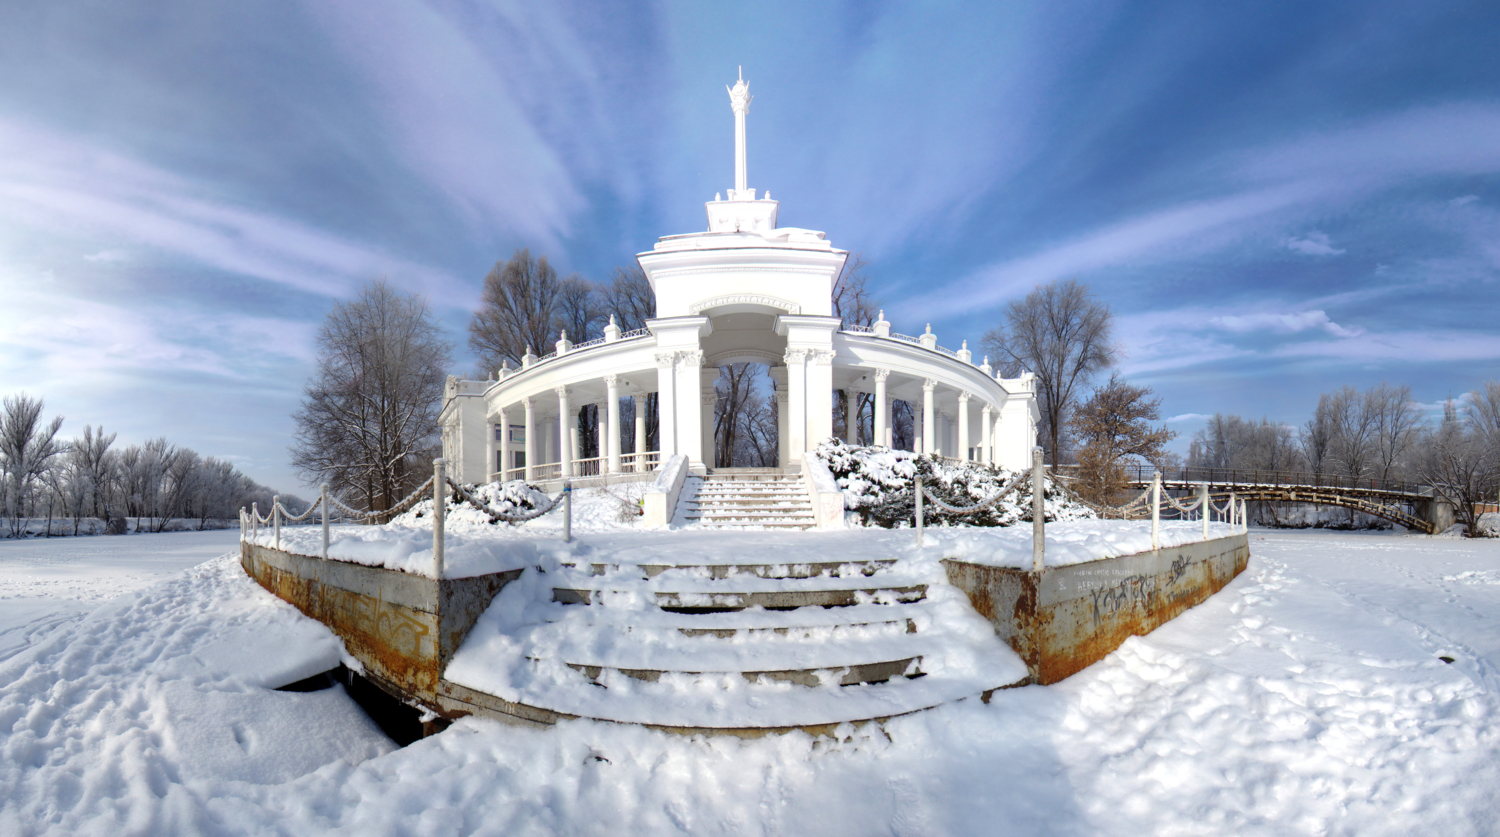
441, 73, 1038, 488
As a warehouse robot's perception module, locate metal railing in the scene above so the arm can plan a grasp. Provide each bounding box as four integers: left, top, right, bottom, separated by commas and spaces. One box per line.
243, 458, 583, 578
914, 454, 1248, 567
495, 450, 660, 483
1126, 465, 1425, 497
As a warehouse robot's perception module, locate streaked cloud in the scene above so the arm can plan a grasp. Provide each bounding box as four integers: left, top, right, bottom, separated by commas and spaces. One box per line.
1284, 232, 1345, 256
1212, 310, 1362, 338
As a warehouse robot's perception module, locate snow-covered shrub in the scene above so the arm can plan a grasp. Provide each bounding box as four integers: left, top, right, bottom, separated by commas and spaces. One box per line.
394, 480, 552, 528
813, 439, 1096, 528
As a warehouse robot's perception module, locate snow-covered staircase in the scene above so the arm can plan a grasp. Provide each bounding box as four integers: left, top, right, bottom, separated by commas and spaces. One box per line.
442, 532, 1029, 733
677, 470, 816, 529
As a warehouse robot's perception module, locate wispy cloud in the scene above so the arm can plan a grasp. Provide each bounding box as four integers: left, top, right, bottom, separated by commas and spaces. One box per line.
1284, 231, 1345, 256
1212, 309, 1362, 338
913, 184, 1315, 320
1167, 413, 1213, 423
82, 249, 129, 263
0, 119, 462, 301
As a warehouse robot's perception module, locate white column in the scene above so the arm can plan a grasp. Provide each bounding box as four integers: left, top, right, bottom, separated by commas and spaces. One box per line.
701, 367, 719, 468
556, 387, 573, 478
886, 397, 895, 447
958, 392, 971, 462
980, 404, 993, 465
873, 369, 889, 448
496, 407, 509, 481
994, 414, 1006, 469
776, 386, 790, 467
606, 375, 621, 474
676, 350, 704, 468
785, 348, 808, 456
633, 394, 646, 470
522, 397, 535, 482
595, 403, 606, 473
806, 349, 835, 452
844, 388, 858, 444
655, 352, 677, 457
922, 379, 936, 455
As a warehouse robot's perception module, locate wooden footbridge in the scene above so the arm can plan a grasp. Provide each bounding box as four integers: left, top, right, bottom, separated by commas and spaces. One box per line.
1123, 466, 1456, 534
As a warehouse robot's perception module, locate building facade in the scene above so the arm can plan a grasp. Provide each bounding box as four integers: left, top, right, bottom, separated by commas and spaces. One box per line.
441, 73, 1038, 487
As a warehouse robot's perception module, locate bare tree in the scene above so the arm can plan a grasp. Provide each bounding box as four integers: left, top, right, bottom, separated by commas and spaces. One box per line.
832, 253, 879, 329
1190, 415, 1302, 472
1, 394, 66, 538
1300, 395, 1335, 477
555, 274, 605, 346
1421, 396, 1500, 535
1069, 374, 1175, 504
468, 249, 564, 371
982, 279, 1116, 467
601, 264, 655, 332
1367, 382, 1423, 483
713, 364, 777, 467
291, 280, 453, 516
602, 264, 659, 450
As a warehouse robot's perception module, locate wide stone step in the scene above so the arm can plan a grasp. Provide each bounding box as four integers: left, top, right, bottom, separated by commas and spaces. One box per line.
562, 657, 922, 687
552, 585, 928, 609
558, 558, 897, 580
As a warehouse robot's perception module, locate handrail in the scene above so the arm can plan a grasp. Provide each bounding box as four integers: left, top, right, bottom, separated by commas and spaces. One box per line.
1127, 464, 1424, 497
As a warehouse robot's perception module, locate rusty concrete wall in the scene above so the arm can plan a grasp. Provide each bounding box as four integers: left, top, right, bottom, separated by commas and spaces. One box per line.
240, 543, 520, 704
944, 533, 1249, 685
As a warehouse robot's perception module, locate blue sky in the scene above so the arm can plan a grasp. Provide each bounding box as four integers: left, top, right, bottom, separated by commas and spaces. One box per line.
3, 0, 1499, 493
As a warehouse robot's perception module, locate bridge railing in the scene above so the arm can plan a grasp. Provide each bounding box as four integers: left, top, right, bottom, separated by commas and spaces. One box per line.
1125, 465, 1424, 497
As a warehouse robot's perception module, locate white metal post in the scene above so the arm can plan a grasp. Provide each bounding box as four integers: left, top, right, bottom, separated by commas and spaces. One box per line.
1200, 483, 1210, 540
914, 476, 924, 546
1151, 471, 1161, 551
563, 481, 573, 543
251, 502, 258, 544
1032, 446, 1046, 572
433, 458, 446, 579
272, 495, 281, 550
321, 483, 330, 559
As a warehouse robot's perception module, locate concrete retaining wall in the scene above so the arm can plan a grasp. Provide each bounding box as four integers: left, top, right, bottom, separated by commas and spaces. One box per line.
240, 543, 520, 704
943, 533, 1249, 685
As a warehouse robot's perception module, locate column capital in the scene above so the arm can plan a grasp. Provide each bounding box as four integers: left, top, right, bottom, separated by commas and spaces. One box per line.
981, 403, 993, 416
603, 373, 619, 386
922, 378, 937, 393
811, 348, 836, 366
521, 395, 533, 408
874, 367, 891, 382
701, 391, 718, 407
655, 352, 677, 369
784, 347, 808, 364
679, 350, 704, 368
774, 390, 789, 403
554, 386, 572, 399
957, 391, 971, 404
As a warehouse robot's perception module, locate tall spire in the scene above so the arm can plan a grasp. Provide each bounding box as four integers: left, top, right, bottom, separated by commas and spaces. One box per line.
727, 68, 753, 199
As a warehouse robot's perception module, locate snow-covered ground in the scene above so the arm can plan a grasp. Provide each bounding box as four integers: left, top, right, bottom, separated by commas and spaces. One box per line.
3, 528, 1499, 834
0, 529, 244, 661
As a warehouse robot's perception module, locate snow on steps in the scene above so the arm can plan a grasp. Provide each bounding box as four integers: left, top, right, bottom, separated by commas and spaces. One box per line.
442, 538, 1029, 732
676, 471, 817, 529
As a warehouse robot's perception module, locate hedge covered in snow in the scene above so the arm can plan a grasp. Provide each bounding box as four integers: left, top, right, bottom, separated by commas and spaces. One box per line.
393, 480, 553, 528
812, 440, 1097, 528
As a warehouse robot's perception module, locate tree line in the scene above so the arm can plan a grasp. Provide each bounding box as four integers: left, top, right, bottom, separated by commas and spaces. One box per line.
1187, 382, 1500, 532
0, 393, 301, 538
